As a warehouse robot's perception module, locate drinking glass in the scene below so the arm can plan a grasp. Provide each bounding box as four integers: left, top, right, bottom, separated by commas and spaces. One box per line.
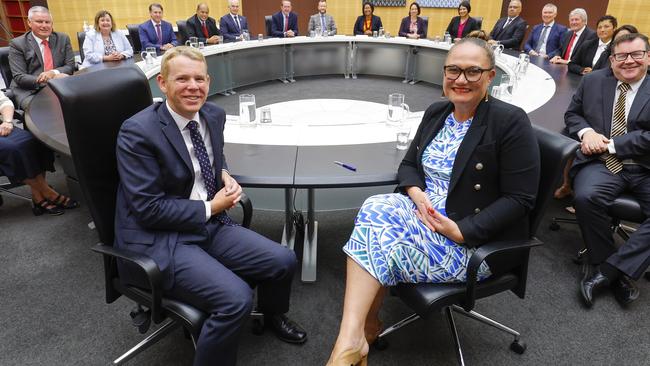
372, 31, 378, 38
260, 107, 272, 123
198, 42, 205, 49
140, 47, 157, 66
185, 36, 198, 48
387, 93, 410, 126
396, 123, 411, 150
258, 34, 264, 41
239, 94, 257, 126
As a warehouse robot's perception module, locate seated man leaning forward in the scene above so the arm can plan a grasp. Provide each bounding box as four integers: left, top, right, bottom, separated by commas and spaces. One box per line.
326, 38, 540, 365
566, 33, 650, 308
115, 46, 307, 366
8, 6, 74, 109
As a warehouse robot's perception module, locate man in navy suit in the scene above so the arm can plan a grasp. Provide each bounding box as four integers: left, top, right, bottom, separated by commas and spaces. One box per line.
271, 0, 299, 38
524, 3, 567, 58
115, 47, 307, 366
186, 3, 221, 45
565, 34, 650, 308
219, 0, 248, 42
488, 0, 527, 50
138, 3, 178, 52
550, 8, 597, 64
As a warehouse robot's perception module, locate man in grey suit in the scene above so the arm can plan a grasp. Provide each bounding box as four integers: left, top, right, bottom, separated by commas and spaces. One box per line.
8, 6, 74, 109
566, 33, 650, 308
308, 0, 336, 36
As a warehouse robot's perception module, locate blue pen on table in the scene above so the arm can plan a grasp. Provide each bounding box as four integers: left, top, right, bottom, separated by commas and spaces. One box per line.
334, 161, 357, 172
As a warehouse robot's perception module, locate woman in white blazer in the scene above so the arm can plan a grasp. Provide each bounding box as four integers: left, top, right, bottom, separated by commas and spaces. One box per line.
81, 10, 133, 69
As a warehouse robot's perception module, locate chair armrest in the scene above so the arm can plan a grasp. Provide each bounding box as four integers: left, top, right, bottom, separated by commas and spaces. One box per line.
463, 237, 543, 311
239, 192, 252, 228
92, 243, 165, 323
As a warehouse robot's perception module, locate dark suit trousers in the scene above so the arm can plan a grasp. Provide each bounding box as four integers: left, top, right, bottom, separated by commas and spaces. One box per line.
167, 220, 297, 366
573, 161, 650, 279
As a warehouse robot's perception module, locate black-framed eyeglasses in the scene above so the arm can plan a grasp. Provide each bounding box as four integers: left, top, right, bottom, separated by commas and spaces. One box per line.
612, 50, 647, 62
443, 65, 492, 82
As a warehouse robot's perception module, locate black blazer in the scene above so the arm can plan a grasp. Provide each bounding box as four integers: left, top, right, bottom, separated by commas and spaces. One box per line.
489, 16, 527, 49
568, 38, 609, 75
397, 98, 540, 248
186, 14, 220, 44
353, 15, 383, 35
566, 69, 650, 172
556, 27, 597, 61
446, 16, 480, 39
398, 16, 426, 38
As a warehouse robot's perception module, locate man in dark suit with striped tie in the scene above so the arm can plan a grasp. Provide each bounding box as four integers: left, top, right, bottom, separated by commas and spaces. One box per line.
565, 33, 650, 308
186, 3, 221, 45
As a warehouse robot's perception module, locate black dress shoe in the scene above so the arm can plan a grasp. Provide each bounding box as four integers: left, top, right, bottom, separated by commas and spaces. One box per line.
265, 314, 307, 344
613, 276, 640, 306
580, 270, 610, 308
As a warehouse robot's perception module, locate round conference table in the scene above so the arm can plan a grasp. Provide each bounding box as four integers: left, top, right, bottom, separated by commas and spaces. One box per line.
24, 35, 582, 281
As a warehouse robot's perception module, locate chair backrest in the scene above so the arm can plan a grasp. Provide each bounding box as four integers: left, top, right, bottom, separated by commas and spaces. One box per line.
48, 66, 152, 246
265, 15, 273, 37
473, 16, 483, 30
127, 24, 142, 52
77, 31, 86, 62
0, 46, 13, 87
176, 20, 189, 45
421, 16, 429, 38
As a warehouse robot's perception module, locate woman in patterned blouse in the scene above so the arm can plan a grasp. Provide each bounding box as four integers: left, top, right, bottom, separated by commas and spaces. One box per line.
81, 10, 133, 69
398, 2, 426, 39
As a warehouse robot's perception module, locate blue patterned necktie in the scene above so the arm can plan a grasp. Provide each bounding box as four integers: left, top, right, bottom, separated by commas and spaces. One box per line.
186, 120, 237, 226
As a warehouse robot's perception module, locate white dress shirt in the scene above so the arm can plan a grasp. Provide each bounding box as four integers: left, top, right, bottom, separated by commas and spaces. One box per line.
538, 21, 554, 54
167, 101, 214, 221
591, 39, 610, 67
31, 33, 59, 74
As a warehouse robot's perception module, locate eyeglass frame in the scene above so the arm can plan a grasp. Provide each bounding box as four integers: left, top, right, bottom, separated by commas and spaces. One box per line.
443, 65, 494, 82
611, 50, 647, 62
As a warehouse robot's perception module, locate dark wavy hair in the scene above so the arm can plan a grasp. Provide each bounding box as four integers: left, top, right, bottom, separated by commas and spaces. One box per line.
409, 2, 421, 15
362, 1, 374, 14
458, 1, 471, 14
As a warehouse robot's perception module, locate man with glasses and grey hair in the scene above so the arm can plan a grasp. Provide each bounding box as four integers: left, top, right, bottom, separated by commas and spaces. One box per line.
524, 3, 567, 58
550, 8, 597, 64
8, 6, 74, 108
565, 33, 650, 308
308, 1, 337, 36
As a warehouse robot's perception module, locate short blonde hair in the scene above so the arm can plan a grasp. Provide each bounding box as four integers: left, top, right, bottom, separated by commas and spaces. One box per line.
159, 46, 206, 79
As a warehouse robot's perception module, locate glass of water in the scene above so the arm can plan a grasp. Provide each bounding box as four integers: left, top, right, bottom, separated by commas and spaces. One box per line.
260, 107, 272, 123
239, 94, 256, 126
396, 123, 411, 150
387, 93, 410, 126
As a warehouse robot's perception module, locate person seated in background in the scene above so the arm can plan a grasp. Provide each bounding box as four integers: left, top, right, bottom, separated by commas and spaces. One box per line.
0, 90, 78, 215
550, 8, 596, 64
589, 25, 640, 73
81, 10, 133, 69
186, 3, 221, 46
568, 15, 617, 75
308, 0, 337, 36
566, 33, 650, 308
445, 1, 480, 41
524, 3, 567, 59
488, 0, 527, 50
398, 2, 426, 39
8, 6, 74, 109
467, 29, 490, 41
138, 3, 177, 52
354, 1, 382, 36
326, 38, 540, 365
271, 1, 299, 38
219, 0, 248, 42
115, 46, 307, 366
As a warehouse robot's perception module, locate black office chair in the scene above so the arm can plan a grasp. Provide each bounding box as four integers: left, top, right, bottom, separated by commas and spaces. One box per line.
421, 16, 429, 38
0, 46, 20, 110
48, 65, 253, 364
126, 24, 142, 52
176, 20, 189, 45
473, 16, 483, 30
77, 31, 86, 63
376, 125, 579, 365
265, 15, 273, 37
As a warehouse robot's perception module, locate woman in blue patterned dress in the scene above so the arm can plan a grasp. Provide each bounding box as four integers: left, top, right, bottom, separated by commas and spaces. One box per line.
327, 38, 540, 366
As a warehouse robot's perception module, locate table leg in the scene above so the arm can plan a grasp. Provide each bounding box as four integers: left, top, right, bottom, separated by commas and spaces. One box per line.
301, 188, 318, 282
281, 188, 296, 250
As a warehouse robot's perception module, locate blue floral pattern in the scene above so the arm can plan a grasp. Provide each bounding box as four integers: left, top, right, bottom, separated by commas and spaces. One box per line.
343, 113, 491, 286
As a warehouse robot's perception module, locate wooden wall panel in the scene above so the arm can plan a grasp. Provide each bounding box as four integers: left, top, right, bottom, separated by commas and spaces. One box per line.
607, 0, 650, 35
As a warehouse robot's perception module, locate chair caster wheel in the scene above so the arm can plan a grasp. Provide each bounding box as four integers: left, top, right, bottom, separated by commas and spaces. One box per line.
510, 340, 526, 354
251, 318, 265, 335
549, 221, 560, 231
373, 338, 389, 351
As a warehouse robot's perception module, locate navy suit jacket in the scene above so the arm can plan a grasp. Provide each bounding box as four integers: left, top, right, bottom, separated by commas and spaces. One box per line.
398, 16, 426, 38
565, 69, 650, 172
115, 102, 227, 289
353, 15, 383, 35
524, 23, 567, 55
186, 14, 220, 44
219, 13, 248, 42
139, 20, 178, 52
271, 11, 299, 37
554, 27, 597, 60
397, 98, 540, 248
489, 16, 527, 49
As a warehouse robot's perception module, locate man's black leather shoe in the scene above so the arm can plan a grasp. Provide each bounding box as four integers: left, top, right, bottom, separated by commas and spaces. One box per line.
580, 271, 610, 308
265, 314, 307, 344
613, 276, 640, 306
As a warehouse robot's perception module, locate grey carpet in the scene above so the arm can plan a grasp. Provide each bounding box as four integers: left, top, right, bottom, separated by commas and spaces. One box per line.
1, 76, 648, 366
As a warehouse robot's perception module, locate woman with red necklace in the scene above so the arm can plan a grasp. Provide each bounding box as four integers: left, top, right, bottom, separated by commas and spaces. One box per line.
353, 1, 383, 36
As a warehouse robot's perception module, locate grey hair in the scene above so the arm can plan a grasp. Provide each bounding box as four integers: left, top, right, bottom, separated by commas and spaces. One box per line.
543, 3, 557, 12
570, 8, 588, 23
448, 37, 495, 69
28, 6, 51, 21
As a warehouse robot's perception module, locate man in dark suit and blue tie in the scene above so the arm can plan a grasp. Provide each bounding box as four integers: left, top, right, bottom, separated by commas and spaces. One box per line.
565, 33, 650, 308
219, 0, 248, 42
271, 0, 299, 38
115, 47, 307, 366
524, 3, 567, 58
138, 3, 178, 52
488, 0, 527, 50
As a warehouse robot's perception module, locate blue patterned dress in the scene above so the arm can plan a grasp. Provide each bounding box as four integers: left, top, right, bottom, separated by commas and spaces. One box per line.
343, 113, 491, 286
